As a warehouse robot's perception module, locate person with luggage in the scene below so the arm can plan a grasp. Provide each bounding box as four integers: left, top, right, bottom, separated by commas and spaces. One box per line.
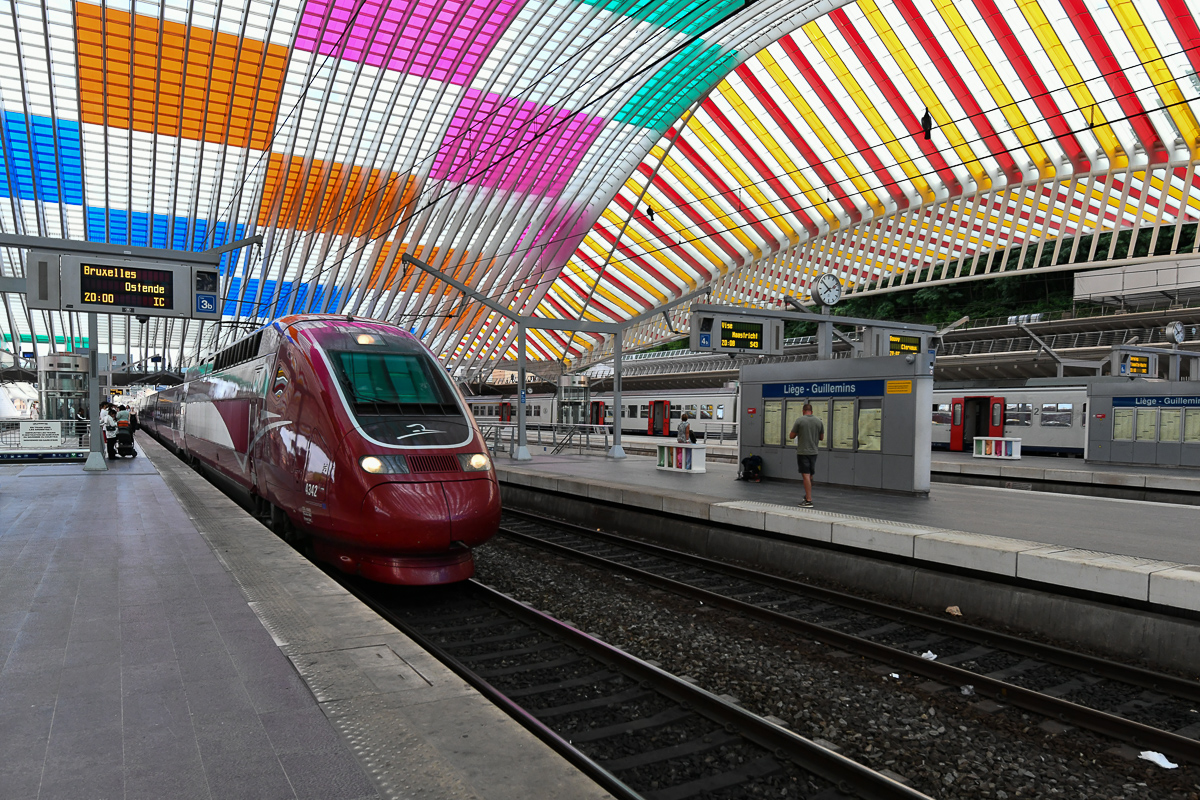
115, 405, 137, 458
103, 405, 119, 460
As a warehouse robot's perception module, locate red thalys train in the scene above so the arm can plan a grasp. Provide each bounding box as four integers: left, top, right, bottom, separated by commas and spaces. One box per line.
137, 314, 500, 584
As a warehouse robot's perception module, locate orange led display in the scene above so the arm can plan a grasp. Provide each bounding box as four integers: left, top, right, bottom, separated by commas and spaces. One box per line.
258, 154, 418, 239
75, 3, 287, 149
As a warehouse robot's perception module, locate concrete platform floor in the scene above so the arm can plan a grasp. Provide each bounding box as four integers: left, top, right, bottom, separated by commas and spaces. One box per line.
497, 452, 1199, 565
0, 450, 380, 800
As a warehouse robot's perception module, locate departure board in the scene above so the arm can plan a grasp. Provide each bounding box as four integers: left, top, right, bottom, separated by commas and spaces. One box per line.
720, 319, 763, 349
888, 333, 921, 354
1127, 355, 1150, 374
79, 263, 174, 310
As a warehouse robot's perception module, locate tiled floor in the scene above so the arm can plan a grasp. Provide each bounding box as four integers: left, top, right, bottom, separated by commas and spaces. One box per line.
0, 453, 379, 800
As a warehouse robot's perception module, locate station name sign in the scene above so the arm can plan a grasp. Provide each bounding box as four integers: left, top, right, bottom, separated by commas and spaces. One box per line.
1112, 396, 1200, 408
762, 380, 886, 398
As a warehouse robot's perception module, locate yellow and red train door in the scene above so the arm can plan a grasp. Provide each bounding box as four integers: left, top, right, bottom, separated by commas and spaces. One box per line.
988, 396, 1005, 437
499, 402, 512, 422
949, 397, 965, 451
589, 401, 605, 425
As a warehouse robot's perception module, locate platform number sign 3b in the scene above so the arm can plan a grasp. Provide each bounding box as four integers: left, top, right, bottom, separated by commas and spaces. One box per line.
196, 294, 217, 314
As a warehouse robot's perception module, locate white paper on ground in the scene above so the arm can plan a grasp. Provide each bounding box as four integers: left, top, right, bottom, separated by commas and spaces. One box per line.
1138, 751, 1178, 769
921, 651, 938, 660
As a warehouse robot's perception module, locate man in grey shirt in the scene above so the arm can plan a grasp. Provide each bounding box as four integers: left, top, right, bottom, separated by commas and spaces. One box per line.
788, 403, 824, 508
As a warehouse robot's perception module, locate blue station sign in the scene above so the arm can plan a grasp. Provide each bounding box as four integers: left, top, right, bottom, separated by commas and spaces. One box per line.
762, 380, 886, 398
1111, 395, 1200, 408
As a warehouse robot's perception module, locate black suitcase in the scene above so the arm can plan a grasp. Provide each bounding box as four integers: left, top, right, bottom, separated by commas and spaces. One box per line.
117, 430, 137, 457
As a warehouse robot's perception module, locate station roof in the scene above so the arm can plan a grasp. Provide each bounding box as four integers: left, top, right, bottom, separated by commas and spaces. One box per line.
1, 0, 1198, 372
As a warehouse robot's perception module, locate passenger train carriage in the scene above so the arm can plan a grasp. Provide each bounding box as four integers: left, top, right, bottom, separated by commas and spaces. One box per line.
138, 315, 500, 585
468, 383, 1091, 455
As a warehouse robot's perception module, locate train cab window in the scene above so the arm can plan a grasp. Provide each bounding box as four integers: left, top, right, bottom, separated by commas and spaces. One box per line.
932, 403, 951, 425
700, 404, 713, 420
640, 405, 649, 419
1040, 403, 1073, 427
670, 405, 682, 420
716, 404, 725, 420
1005, 403, 1032, 426
1184, 408, 1200, 443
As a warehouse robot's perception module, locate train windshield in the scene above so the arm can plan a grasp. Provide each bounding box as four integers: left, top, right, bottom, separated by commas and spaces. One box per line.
330, 348, 471, 446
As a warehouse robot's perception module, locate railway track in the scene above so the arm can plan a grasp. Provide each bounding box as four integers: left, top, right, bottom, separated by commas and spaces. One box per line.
342, 578, 933, 800
498, 509, 1200, 767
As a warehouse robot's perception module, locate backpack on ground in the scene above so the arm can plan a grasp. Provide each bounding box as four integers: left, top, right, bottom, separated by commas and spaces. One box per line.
738, 454, 763, 482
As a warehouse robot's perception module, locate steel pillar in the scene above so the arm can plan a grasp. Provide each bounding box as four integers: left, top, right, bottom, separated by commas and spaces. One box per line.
608, 328, 626, 459
83, 312, 107, 471
514, 323, 531, 461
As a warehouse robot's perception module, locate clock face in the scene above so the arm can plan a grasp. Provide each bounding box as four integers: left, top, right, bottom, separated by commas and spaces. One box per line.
811, 273, 842, 306
1169, 321, 1185, 344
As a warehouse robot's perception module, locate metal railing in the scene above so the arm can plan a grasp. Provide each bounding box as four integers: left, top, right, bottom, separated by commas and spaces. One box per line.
477, 421, 741, 455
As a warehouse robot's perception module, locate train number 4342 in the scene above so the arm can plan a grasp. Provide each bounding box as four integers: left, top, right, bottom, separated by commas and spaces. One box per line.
305, 483, 320, 497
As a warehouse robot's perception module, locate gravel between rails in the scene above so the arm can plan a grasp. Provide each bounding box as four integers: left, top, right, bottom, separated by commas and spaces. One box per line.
475, 538, 1200, 800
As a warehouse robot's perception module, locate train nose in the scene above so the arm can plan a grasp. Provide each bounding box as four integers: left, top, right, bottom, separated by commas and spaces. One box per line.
360, 478, 500, 550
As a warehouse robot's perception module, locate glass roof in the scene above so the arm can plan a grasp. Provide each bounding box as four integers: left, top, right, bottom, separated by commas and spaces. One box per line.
1, 0, 1198, 369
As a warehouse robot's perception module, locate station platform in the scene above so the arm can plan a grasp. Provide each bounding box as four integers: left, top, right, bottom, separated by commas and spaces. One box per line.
931, 450, 1200, 496
0, 436, 612, 800
495, 452, 1200, 671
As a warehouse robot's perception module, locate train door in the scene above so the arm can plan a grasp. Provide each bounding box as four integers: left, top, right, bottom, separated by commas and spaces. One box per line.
949, 396, 996, 451
499, 402, 512, 422
988, 396, 1005, 438
589, 401, 606, 426
648, 400, 670, 436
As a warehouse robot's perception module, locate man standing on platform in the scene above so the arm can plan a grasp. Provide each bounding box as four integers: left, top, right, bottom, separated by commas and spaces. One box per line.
788, 403, 824, 508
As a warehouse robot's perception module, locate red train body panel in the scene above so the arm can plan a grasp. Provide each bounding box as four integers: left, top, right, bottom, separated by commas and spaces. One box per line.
138, 315, 500, 584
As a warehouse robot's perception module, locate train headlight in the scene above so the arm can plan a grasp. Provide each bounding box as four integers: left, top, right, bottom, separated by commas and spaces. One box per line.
458, 453, 491, 472
360, 455, 409, 474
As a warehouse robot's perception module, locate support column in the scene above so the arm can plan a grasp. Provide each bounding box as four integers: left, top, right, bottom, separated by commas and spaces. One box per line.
608, 328, 626, 459
83, 312, 107, 471
514, 323, 531, 461
817, 305, 833, 360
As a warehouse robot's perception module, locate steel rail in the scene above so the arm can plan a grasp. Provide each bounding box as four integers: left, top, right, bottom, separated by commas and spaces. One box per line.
499, 512, 1200, 764
347, 579, 934, 800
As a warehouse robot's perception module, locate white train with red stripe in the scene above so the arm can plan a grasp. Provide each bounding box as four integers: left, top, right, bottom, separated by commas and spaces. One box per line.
138, 314, 500, 585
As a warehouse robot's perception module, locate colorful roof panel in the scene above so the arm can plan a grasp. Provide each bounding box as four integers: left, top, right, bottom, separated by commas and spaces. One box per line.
0, 0, 1198, 369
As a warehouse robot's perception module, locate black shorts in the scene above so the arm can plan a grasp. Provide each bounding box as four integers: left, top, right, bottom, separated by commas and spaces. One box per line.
796, 453, 817, 475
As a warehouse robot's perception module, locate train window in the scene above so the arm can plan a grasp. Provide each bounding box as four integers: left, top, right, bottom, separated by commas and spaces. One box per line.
534, 406, 541, 417
1135, 408, 1157, 441
1082, 403, 1086, 428
1040, 403, 1073, 427
628, 405, 636, 418
857, 400, 882, 451
1112, 408, 1133, 440
991, 403, 1003, 427
1184, 409, 1200, 443
640, 405, 649, 419
1159, 409, 1182, 441
932, 403, 951, 425
716, 404, 725, 420
670, 405, 682, 420
332, 350, 455, 408
700, 404, 713, 420
952, 403, 962, 426
686, 404, 698, 420
1005, 403, 1032, 426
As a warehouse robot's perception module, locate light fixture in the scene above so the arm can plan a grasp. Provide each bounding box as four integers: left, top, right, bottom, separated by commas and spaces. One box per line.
356, 333, 380, 345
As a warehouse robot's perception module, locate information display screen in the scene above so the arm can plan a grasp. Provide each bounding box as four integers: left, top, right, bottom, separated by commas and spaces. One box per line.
79, 263, 174, 310
888, 334, 921, 355
720, 319, 763, 349
1127, 355, 1150, 374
